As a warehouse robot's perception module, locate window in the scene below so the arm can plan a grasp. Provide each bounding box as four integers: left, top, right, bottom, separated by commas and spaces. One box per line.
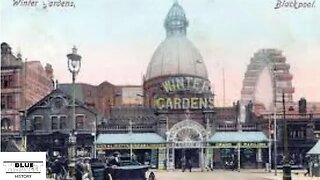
60, 116, 67, 129
1, 118, 12, 131
0, 95, 15, 109
1, 75, 14, 88
9, 76, 14, 87
1, 96, 5, 109
33, 116, 42, 130
7, 96, 14, 109
289, 128, 306, 139
76, 115, 84, 129
51, 116, 58, 130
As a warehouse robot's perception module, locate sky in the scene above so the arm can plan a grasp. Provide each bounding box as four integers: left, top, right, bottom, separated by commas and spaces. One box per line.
1, 0, 320, 105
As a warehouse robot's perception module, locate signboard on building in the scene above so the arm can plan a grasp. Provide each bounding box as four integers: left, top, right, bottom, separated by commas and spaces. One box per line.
97, 143, 166, 150
154, 76, 214, 110
211, 142, 268, 148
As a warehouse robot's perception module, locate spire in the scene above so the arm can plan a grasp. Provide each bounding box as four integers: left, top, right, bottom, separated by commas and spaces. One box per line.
164, 1, 189, 37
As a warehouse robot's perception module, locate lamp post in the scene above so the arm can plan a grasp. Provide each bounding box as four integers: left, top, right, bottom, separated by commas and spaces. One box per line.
92, 114, 98, 159
268, 114, 272, 172
19, 110, 27, 151
129, 119, 133, 160
67, 46, 81, 179
272, 67, 278, 176
282, 91, 292, 180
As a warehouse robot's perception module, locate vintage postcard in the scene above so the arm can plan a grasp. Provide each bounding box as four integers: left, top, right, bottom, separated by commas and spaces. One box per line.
1, 0, 319, 179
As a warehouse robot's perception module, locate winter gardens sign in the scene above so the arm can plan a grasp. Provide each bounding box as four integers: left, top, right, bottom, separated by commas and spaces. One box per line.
154, 76, 214, 110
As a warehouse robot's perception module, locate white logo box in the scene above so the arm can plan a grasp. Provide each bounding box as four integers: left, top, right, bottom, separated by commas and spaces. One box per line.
0, 152, 46, 180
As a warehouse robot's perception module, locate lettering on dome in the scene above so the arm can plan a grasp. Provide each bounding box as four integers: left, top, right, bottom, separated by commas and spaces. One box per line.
154, 76, 214, 110
161, 76, 211, 94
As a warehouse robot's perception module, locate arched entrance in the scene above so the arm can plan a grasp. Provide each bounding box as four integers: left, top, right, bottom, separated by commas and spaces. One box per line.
167, 119, 207, 169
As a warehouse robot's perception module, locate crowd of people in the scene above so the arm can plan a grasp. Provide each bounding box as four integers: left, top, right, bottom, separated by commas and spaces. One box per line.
46, 155, 94, 180
46, 152, 155, 180
46, 155, 68, 180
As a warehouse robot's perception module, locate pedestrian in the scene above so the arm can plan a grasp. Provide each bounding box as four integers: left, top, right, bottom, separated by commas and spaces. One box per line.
148, 171, 156, 180
75, 159, 84, 180
82, 157, 93, 180
181, 157, 186, 172
206, 159, 213, 171
304, 163, 310, 176
187, 158, 193, 172
52, 158, 62, 179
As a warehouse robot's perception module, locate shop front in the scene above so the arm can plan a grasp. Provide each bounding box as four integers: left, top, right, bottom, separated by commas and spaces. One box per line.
209, 131, 268, 169
96, 133, 166, 169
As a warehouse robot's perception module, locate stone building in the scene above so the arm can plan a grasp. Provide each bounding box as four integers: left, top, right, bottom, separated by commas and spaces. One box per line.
22, 88, 97, 158
253, 100, 320, 168
142, 2, 215, 169
58, 83, 143, 118
95, 2, 269, 170
1, 42, 54, 151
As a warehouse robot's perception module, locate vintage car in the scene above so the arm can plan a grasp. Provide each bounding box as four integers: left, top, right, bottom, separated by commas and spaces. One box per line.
106, 154, 150, 180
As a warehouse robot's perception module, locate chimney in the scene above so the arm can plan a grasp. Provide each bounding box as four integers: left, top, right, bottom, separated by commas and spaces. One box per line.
45, 63, 54, 79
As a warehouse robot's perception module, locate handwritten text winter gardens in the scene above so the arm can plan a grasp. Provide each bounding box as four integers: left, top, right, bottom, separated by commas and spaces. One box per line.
13, 0, 76, 8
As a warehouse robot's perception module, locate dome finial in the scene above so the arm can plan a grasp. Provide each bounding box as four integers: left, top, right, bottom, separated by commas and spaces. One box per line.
164, 1, 189, 37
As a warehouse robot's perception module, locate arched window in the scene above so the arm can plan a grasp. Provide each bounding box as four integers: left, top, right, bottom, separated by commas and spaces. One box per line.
1, 118, 12, 131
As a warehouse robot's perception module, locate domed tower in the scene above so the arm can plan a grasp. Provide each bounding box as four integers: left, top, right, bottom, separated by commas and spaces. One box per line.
145, 1, 208, 81
143, 2, 215, 169
144, 1, 213, 111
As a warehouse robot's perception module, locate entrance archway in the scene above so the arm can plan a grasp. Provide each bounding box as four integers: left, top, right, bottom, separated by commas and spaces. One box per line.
167, 119, 207, 169
168, 119, 207, 142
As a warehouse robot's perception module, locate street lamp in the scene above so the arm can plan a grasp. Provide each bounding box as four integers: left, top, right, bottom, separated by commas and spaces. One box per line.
67, 46, 81, 179
92, 113, 98, 159
282, 91, 292, 180
272, 67, 278, 176
19, 111, 27, 151
129, 119, 133, 160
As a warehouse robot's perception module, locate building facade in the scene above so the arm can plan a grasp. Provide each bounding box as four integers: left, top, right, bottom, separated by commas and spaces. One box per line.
23, 88, 97, 158
94, 2, 269, 170
1, 42, 53, 151
59, 83, 143, 119
254, 99, 320, 168
142, 2, 215, 169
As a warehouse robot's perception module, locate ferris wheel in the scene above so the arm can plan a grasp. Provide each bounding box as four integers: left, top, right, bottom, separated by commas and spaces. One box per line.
241, 49, 295, 111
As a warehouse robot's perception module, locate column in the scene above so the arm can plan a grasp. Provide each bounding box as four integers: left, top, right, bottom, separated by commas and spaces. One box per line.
205, 148, 213, 170
256, 148, 263, 168
150, 149, 158, 168
237, 143, 241, 172
200, 148, 204, 171
158, 148, 166, 170
167, 146, 175, 170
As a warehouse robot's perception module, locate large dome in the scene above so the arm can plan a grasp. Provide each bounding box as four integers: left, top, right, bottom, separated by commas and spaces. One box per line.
146, 37, 208, 80
145, 2, 208, 81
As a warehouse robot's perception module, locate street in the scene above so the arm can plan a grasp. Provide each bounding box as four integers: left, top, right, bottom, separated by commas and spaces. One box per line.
46, 169, 316, 180
148, 169, 315, 180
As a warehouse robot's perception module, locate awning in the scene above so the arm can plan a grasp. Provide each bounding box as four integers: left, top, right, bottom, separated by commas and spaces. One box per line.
209, 131, 268, 143
96, 133, 165, 144
307, 140, 320, 155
